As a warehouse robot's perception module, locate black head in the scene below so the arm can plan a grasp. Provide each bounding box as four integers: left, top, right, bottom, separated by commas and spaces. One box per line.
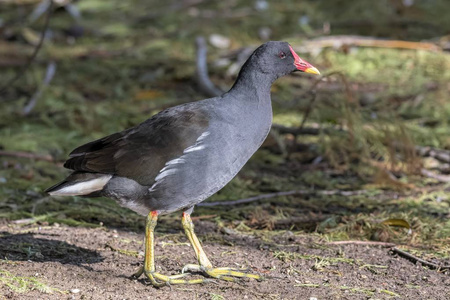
245, 41, 320, 79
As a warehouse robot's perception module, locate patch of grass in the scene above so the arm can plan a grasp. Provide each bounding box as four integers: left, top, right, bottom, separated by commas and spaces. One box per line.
160, 241, 190, 248
210, 293, 225, 300
359, 264, 388, 274
339, 285, 376, 296
105, 243, 140, 257
294, 283, 320, 288
318, 48, 450, 88
0, 269, 66, 294
295, 282, 401, 298
380, 289, 401, 297
273, 251, 356, 265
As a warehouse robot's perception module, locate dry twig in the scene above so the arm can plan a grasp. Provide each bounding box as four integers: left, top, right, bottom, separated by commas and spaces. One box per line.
0, 150, 54, 162
328, 241, 396, 247
285, 71, 350, 136
271, 124, 345, 136
22, 61, 57, 116
391, 247, 450, 271
0, 0, 54, 96
194, 36, 224, 97
198, 189, 367, 207
301, 35, 441, 52
415, 146, 450, 163
420, 169, 450, 183
191, 214, 217, 221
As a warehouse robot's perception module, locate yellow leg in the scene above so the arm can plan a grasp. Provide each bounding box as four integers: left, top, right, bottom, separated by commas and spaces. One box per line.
132, 211, 206, 286
181, 213, 263, 282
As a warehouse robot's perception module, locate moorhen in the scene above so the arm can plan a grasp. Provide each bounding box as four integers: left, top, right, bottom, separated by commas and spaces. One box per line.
46, 41, 320, 286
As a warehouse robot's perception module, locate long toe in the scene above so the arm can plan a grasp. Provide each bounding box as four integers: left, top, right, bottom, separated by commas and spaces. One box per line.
144, 271, 209, 287
206, 267, 263, 282
132, 265, 209, 286
181, 264, 263, 282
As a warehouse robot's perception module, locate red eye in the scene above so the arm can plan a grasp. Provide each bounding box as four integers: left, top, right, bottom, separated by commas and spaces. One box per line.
278, 51, 286, 59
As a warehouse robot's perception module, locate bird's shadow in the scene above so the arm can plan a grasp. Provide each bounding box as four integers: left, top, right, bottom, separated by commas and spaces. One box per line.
0, 231, 104, 271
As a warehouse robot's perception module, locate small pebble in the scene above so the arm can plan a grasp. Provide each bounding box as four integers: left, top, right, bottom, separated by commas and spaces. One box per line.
70, 288, 80, 294
254, 0, 268, 11
209, 34, 230, 49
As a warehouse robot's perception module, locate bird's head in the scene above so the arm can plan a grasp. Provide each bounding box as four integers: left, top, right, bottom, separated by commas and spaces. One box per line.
249, 41, 320, 78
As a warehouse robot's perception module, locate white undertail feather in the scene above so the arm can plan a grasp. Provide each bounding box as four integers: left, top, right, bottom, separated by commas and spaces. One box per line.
48, 175, 112, 196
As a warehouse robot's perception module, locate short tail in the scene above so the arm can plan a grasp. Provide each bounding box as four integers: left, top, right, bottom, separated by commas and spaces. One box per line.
46, 172, 112, 196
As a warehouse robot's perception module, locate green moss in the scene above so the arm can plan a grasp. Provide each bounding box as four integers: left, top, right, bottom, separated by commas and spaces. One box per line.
0, 269, 66, 294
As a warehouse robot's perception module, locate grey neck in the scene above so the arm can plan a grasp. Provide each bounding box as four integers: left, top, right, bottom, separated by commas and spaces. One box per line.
227, 68, 276, 103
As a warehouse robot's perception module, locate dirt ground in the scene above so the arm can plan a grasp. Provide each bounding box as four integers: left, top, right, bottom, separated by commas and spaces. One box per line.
1, 220, 448, 300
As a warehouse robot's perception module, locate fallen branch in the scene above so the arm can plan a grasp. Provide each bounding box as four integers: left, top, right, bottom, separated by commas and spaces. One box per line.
271, 124, 345, 136
420, 169, 450, 183
415, 145, 450, 164
194, 36, 223, 97
300, 35, 441, 53
11, 218, 36, 225
0, 0, 43, 4
273, 215, 330, 226
328, 241, 396, 247
391, 247, 450, 271
0, 0, 53, 96
135, 0, 205, 24
105, 243, 139, 257
22, 61, 57, 116
198, 189, 367, 207
191, 214, 217, 221
0, 150, 54, 162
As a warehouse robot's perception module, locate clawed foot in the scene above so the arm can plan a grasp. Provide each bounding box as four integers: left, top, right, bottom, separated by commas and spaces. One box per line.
182, 264, 263, 282
134, 212, 263, 287
132, 266, 208, 287
132, 264, 262, 286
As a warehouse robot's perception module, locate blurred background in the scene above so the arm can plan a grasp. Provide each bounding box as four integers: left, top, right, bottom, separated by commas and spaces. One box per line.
0, 0, 449, 295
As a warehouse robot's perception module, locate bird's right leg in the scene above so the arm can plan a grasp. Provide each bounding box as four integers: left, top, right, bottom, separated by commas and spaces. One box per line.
132, 211, 204, 286
180, 212, 262, 282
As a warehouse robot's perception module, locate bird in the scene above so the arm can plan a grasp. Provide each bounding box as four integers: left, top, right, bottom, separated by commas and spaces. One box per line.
46, 41, 320, 287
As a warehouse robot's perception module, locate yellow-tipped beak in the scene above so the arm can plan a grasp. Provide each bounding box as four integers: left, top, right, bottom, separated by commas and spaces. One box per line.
304, 67, 320, 75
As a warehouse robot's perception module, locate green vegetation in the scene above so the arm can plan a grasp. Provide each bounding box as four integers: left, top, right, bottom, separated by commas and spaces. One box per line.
0, 269, 65, 294
0, 0, 449, 296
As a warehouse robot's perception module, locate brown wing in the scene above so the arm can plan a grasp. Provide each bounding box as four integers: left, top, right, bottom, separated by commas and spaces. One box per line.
64, 105, 209, 186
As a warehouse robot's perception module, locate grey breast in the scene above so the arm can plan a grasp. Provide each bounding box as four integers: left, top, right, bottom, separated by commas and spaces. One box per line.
146, 95, 273, 214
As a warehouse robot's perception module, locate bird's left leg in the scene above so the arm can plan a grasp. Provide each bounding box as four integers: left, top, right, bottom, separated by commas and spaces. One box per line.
181, 212, 263, 282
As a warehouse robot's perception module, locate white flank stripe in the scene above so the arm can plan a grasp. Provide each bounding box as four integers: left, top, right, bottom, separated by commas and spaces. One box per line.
149, 131, 210, 193
183, 144, 205, 153
154, 168, 177, 182
166, 158, 186, 165
49, 175, 112, 196
197, 131, 210, 141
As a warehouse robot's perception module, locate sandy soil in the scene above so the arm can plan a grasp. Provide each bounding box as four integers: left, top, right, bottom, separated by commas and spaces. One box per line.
0, 221, 449, 300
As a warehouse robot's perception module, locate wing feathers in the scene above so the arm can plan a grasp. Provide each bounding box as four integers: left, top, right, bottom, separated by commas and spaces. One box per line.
62, 105, 210, 186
